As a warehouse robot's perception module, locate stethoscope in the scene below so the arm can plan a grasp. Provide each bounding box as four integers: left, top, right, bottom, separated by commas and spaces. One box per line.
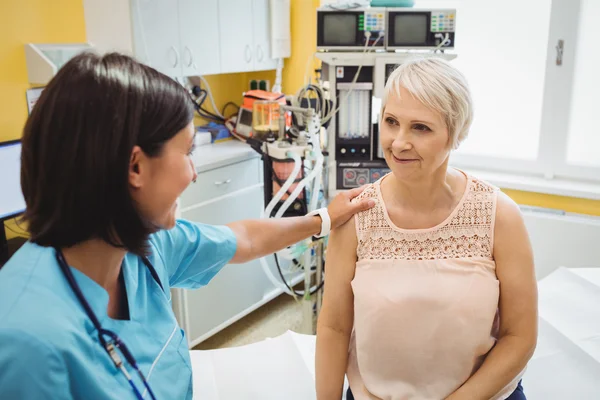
55, 249, 160, 400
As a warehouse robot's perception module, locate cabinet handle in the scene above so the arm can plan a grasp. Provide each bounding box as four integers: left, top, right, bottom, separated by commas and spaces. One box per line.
256, 45, 264, 62
245, 45, 252, 63
169, 46, 180, 68
214, 179, 232, 186
184, 46, 194, 68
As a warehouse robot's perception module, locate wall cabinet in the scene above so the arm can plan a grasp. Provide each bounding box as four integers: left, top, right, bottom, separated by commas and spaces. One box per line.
217, 0, 278, 73
84, 0, 277, 78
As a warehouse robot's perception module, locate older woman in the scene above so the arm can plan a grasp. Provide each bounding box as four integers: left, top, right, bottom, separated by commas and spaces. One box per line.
315, 58, 537, 400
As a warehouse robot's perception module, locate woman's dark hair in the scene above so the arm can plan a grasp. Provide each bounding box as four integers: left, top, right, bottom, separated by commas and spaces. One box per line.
20, 52, 194, 255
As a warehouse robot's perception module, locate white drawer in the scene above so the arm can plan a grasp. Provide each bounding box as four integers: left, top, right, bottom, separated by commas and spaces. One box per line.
180, 158, 261, 208
180, 185, 275, 344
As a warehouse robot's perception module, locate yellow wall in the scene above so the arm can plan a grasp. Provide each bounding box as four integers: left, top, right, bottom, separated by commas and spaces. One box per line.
0, 0, 87, 142
503, 189, 600, 216
283, 0, 322, 95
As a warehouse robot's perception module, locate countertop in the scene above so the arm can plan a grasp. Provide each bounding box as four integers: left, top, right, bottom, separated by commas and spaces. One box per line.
191, 139, 260, 173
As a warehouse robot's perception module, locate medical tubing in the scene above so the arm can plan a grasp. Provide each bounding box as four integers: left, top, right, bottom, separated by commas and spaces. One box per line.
261, 151, 302, 219
275, 158, 316, 218
275, 151, 323, 219
260, 151, 303, 296
259, 150, 321, 296
309, 147, 323, 212
272, 150, 323, 295
199, 75, 226, 119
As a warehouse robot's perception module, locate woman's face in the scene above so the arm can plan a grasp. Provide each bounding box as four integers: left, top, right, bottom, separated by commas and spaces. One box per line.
380, 86, 451, 181
129, 122, 197, 229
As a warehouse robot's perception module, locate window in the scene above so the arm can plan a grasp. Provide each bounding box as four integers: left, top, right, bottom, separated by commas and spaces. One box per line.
414, 0, 600, 187
566, 0, 600, 169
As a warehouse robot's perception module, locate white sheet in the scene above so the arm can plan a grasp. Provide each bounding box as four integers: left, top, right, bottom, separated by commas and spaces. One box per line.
190, 267, 600, 400
191, 331, 317, 400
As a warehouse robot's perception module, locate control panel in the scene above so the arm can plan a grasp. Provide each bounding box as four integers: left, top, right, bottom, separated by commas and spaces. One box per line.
338, 165, 391, 189
362, 8, 386, 46
431, 10, 455, 32
339, 145, 370, 159
363, 10, 385, 33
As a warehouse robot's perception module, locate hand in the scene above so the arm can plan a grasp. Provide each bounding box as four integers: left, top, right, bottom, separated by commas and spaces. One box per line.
327, 186, 375, 230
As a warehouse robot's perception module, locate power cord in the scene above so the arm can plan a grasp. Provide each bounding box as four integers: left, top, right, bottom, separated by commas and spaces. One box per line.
274, 252, 324, 296
434, 33, 451, 50
190, 86, 226, 123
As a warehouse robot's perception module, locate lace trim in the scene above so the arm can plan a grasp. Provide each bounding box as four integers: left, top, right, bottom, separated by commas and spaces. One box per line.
355, 175, 497, 261
358, 235, 492, 261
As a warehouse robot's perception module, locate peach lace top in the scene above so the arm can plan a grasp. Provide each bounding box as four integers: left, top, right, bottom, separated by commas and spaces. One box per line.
346, 172, 523, 400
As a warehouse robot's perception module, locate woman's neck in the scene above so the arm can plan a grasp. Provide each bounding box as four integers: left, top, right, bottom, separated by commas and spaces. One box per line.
61, 239, 126, 293
386, 164, 458, 213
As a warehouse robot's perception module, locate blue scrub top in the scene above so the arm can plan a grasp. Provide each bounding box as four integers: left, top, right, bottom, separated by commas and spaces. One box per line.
0, 220, 237, 399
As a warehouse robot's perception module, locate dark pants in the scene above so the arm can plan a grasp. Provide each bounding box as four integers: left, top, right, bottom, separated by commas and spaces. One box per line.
346, 380, 526, 400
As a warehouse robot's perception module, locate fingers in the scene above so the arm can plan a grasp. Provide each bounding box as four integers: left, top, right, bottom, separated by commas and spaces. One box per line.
357, 199, 376, 211
345, 185, 368, 199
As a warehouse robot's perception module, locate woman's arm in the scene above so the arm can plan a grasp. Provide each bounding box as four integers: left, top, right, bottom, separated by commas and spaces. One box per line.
315, 218, 358, 400
446, 192, 538, 400
227, 187, 374, 264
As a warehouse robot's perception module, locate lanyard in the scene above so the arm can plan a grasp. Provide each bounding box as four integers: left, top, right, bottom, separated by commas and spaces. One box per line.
55, 249, 160, 400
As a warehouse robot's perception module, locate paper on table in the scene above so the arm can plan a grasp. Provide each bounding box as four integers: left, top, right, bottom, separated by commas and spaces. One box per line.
537, 267, 600, 362
190, 331, 316, 400
286, 331, 351, 398
524, 318, 600, 399
190, 349, 219, 399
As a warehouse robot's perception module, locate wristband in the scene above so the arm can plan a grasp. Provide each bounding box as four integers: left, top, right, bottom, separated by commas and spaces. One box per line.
306, 207, 331, 238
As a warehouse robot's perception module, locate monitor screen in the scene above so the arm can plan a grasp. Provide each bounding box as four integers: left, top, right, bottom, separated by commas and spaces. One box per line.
0, 142, 26, 220
323, 14, 357, 45
394, 14, 428, 45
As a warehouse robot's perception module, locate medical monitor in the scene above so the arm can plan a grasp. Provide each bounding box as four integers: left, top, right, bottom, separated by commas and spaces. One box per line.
386, 9, 456, 50
0, 140, 25, 221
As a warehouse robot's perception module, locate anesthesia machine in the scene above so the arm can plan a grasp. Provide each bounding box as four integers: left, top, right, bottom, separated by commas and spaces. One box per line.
316, 4, 458, 194
237, 101, 330, 334
229, 4, 460, 333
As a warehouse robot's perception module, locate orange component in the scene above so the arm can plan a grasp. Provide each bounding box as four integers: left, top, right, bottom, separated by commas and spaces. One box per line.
240, 90, 291, 137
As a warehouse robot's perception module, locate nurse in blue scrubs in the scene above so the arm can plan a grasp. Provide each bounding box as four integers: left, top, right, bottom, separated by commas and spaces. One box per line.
0, 52, 373, 399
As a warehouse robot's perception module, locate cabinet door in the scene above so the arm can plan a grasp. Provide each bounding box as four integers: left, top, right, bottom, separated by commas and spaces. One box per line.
217, 0, 254, 73
131, 0, 182, 77
178, 0, 221, 76
252, 0, 278, 71
180, 185, 279, 344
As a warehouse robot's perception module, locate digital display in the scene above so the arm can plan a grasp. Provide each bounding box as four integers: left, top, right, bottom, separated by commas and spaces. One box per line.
394, 14, 428, 45
323, 14, 357, 45
239, 108, 252, 126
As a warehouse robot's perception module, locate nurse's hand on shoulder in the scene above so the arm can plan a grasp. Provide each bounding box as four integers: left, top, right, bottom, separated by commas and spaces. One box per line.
327, 186, 375, 229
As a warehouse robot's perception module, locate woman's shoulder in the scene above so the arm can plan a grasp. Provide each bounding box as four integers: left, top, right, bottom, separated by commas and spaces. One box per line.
0, 243, 82, 340
463, 171, 523, 229
464, 171, 500, 195
351, 183, 379, 203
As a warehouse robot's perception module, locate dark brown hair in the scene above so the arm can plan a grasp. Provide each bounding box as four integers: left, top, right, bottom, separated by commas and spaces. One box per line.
20, 52, 194, 255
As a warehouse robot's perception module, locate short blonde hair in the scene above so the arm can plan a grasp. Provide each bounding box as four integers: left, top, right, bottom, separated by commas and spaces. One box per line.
382, 57, 473, 149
